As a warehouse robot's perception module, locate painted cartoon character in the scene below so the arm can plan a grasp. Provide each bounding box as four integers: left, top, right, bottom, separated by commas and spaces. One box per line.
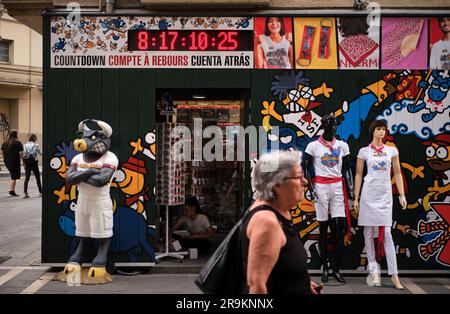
265, 127, 304, 152
236, 17, 251, 29
290, 189, 320, 264
418, 202, 450, 267
261, 77, 333, 138
52, 38, 66, 53
100, 17, 126, 35
422, 132, 450, 200
407, 70, 450, 122
112, 157, 151, 215
50, 142, 78, 204
129, 131, 156, 160
130, 21, 147, 30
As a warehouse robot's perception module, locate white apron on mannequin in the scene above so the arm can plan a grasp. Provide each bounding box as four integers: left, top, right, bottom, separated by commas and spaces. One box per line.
358, 146, 393, 227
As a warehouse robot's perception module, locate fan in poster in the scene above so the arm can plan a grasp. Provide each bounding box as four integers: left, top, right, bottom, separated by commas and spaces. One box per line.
381, 17, 428, 69
337, 17, 380, 69
293, 17, 338, 69
254, 17, 293, 69
430, 17, 450, 70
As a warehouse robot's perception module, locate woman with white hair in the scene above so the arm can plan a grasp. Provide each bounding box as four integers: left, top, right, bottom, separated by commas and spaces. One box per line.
241, 150, 321, 294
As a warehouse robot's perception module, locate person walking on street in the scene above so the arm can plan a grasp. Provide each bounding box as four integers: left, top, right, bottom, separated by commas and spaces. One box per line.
242, 150, 321, 294
1, 130, 23, 196
23, 133, 42, 198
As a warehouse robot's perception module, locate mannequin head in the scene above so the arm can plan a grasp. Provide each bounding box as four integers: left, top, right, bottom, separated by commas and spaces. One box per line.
368, 120, 388, 143
321, 114, 337, 140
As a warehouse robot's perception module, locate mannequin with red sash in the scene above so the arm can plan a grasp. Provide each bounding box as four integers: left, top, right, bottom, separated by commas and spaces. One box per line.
305, 114, 354, 283
354, 120, 407, 289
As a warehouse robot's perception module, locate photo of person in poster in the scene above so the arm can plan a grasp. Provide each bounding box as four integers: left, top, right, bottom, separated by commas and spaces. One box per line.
254, 17, 293, 69
430, 17, 450, 70
337, 17, 379, 69
381, 18, 428, 69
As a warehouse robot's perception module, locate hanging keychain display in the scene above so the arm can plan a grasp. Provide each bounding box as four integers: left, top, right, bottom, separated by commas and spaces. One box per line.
297, 25, 315, 67
318, 18, 333, 59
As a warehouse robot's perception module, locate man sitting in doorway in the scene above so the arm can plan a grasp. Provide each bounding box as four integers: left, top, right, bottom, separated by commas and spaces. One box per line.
170, 196, 214, 253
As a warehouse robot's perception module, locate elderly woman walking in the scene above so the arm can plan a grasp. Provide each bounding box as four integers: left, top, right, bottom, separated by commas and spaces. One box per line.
241, 150, 321, 294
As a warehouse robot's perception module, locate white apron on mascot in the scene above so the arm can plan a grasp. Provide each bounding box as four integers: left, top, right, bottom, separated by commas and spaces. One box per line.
358, 146, 398, 227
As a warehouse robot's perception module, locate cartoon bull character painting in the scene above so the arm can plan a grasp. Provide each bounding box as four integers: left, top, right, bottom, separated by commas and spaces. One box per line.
57, 119, 118, 284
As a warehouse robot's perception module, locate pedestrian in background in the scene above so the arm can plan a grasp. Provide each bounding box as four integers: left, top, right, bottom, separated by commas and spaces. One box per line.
23, 133, 42, 198
1, 129, 23, 196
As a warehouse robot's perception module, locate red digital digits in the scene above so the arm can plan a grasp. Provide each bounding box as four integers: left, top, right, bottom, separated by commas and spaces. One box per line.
137, 31, 149, 50
131, 30, 245, 51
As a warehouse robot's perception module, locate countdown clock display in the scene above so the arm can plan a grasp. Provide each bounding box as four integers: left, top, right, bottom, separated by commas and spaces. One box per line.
51, 16, 254, 69
128, 30, 253, 51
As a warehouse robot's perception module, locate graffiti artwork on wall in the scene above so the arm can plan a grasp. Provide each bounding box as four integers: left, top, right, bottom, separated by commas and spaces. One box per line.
257, 69, 450, 270
50, 130, 157, 262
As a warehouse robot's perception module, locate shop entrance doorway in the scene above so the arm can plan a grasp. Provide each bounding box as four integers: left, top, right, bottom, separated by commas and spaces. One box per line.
156, 88, 248, 261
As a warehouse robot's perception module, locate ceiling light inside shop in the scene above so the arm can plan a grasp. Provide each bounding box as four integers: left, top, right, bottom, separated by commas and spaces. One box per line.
192, 94, 207, 99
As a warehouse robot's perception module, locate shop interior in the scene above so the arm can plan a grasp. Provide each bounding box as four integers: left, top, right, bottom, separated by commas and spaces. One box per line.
155, 88, 248, 261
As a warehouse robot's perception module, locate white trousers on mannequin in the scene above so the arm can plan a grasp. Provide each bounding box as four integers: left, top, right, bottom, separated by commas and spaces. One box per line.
363, 226, 398, 275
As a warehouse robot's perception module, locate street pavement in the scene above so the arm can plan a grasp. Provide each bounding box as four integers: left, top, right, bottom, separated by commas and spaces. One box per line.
0, 176, 449, 294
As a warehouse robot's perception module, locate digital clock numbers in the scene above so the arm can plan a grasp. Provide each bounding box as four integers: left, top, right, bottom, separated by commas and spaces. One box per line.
128, 30, 252, 52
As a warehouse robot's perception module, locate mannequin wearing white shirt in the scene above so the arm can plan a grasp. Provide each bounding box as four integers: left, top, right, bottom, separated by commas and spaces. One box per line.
354, 120, 407, 289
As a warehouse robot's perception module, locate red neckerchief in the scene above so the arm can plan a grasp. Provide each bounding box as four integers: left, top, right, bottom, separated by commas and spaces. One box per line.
318, 135, 336, 151
370, 143, 384, 156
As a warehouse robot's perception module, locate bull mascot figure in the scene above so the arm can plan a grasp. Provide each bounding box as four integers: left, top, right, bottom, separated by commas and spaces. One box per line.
58, 119, 118, 284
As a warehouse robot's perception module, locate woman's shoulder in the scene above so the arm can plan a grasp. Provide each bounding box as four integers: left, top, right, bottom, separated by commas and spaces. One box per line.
357, 146, 369, 158
248, 206, 279, 225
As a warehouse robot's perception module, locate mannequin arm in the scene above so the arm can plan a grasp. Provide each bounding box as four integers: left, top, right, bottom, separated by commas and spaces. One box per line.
392, 155, 407, 209
304, 153, 317, 202
353, 158, 364, 213
342, 155, 355, 200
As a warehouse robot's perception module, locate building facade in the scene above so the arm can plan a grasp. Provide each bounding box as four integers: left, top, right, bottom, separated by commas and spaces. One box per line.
0, 10, 42, 146
3, 1, 450, 272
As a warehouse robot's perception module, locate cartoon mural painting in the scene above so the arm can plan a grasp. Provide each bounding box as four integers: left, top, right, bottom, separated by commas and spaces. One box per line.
418, 202, 450, 267
407, 70, 450, 123
336, 79, 395, 141
50, 142, 79, 204
255, 69, 450, 271
378, 71, 450, 140
261, 71, 334, 138
112, 157, 151, 215
50, 128, 157, 264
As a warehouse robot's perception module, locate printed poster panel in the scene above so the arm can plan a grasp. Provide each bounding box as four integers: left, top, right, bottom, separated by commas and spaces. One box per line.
51, 16, 254, 68
381, 17, 428, 69
293, 17, 338, 69
337, 17, 380, 69
253, 17, 293, 69
429, 17, 450, 70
